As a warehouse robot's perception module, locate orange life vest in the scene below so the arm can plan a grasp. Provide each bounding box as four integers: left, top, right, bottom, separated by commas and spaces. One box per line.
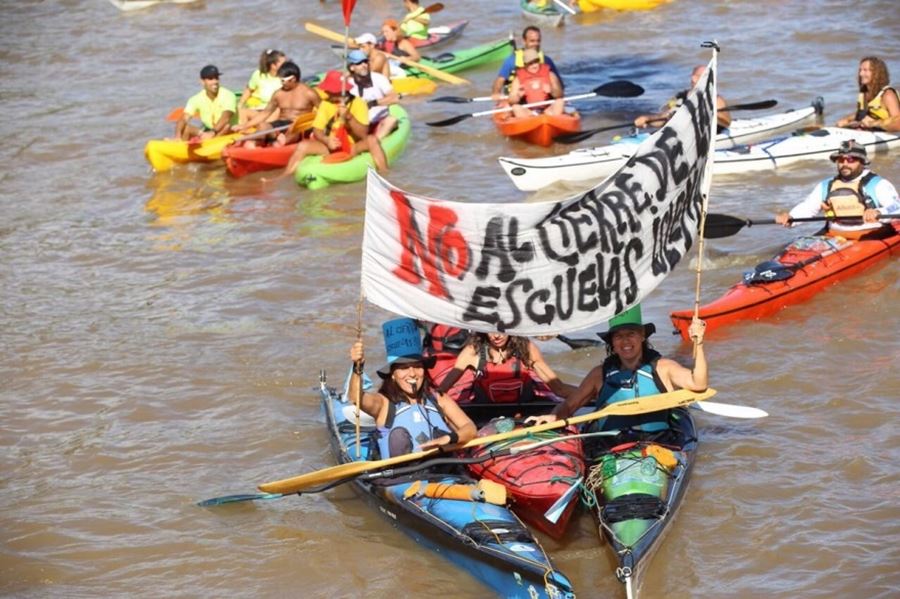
515, 63, 553, 105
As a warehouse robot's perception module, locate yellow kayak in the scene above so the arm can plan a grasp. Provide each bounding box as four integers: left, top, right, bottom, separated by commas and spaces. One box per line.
144, 133, 241, 172
578, 0, 670, 11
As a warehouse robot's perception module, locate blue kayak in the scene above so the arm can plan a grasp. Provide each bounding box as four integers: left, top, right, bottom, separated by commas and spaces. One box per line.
319, 372, 575, 599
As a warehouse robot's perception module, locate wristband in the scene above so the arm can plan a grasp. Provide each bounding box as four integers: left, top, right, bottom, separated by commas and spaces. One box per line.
446, 431, 459, 444
367, 99, 377, 108
353, 361, 365, 375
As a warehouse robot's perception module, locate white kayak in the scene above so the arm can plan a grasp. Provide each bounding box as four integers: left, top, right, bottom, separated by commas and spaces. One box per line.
500, 102, 824, 192
711, 127, 900, 174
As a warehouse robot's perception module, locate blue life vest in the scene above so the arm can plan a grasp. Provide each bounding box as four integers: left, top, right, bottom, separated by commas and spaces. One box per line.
377, 393, 452, 458
594, 350, 670, 432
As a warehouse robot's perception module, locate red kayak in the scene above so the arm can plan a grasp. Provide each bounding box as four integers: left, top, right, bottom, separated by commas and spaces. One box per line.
493, 110, 580, 147
671, 222, 900, 339
223, 143, 295, 178
467, 419, 584, 539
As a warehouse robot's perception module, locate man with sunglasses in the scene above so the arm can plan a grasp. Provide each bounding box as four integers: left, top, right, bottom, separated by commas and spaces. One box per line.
776, 140, 899, 239
346, 49, 400, 140
232, 61, 320, 147
175, 65, 238, 141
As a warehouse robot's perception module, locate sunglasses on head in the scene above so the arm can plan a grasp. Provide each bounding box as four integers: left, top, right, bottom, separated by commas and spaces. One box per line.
280, 75, 296, 83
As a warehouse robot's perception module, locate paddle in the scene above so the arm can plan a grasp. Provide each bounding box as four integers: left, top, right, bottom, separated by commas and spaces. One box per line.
554, 99, 779, 144
426, 81, 645, 127
703, 212, 898, 239
552, 0, 578, 15
557, 334, 602, 349
304, 22, 468, 86
201, 428, 621, 507
257, 387, 716, 494
430, 94, 505, 104
410, 2, 444, 17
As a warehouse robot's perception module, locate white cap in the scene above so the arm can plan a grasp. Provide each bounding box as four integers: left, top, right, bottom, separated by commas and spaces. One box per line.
356, 33, 377, 46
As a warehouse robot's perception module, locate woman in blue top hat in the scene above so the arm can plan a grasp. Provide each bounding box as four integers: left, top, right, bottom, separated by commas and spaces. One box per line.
349, 317, 477, 458
528, 306, 708, 431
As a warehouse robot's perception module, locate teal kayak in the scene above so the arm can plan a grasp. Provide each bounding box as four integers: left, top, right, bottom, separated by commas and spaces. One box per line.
294, 104, 411, 190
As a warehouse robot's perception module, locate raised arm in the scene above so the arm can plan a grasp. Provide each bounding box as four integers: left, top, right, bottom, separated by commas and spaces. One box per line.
348, 340, 388, 418
656, 319, 708, 392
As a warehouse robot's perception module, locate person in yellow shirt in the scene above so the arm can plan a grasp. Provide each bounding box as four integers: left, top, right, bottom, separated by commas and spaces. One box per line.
400, 0, 430, 40
237, 49, 286, 124
264, 70, 388, 182
175, 65, 238, 141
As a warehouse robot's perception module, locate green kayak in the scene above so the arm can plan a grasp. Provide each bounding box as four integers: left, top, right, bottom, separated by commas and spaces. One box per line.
294, 104, 411, 190
311, 38, 513, 86
408, 37, 513, 78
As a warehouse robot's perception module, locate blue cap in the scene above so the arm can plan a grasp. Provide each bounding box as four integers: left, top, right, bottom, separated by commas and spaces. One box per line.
347, 49, 368, 65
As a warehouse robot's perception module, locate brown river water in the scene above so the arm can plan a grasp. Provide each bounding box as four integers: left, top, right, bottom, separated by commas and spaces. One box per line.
1, 1, 898, 597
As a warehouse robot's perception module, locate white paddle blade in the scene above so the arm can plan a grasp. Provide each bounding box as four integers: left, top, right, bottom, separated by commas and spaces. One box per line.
692, 400, 768, 419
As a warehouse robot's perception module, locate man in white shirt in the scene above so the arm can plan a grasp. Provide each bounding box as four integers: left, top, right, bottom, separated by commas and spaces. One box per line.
346, 49, 400, 140
775, 140, 899, 239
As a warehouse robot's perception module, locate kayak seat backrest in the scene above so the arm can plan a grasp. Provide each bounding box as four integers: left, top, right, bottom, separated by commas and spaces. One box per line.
430, 52, 455, 64
462, 520, 533, 544
602, 493, 667, 523
743, 260, 795, 284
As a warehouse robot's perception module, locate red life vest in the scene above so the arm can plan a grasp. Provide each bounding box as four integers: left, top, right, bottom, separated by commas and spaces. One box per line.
515, 64, 553, 105
472, 348, 533, 403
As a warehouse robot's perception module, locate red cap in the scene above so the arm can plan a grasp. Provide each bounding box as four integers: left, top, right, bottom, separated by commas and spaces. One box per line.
318, 70, 351, 95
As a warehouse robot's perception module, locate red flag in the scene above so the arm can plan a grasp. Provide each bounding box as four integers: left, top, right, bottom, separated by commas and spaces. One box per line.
341, 0, 357, 26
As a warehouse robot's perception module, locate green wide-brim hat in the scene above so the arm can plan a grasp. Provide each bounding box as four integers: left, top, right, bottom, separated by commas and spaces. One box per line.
597, 304, 656, 344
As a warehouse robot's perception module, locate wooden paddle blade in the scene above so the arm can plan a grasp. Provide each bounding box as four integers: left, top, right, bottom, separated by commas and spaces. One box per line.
593, 80, 644, 98
426, 113, 472, 127
424, 2, 444, 13
703, 213, 752, 238
259, 448, 441, 494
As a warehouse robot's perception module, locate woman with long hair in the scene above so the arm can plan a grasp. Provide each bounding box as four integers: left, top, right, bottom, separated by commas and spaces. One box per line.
439, 332, 575, 404
836, 56, 899, 132
238, 49, 287, 124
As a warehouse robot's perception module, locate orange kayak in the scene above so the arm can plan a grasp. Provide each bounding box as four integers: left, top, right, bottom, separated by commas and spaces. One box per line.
670, 222, 900, 340
493, 110, 581, 147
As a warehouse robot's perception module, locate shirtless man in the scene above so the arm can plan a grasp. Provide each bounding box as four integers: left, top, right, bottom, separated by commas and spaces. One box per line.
232, 61, 321, 147
262, 70, 387, 183
355, 33, 391, 79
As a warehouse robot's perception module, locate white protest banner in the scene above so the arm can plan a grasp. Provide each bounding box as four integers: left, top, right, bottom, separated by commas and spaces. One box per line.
361, 56, 717, 335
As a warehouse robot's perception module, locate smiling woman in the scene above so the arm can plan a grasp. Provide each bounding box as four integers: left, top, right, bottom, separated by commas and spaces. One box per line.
348, 317, 477, 456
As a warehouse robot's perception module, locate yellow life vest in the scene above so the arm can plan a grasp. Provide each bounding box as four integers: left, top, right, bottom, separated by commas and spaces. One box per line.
824, 174, 876, 219
514, 48, 545, 68
856, 86, 897, 121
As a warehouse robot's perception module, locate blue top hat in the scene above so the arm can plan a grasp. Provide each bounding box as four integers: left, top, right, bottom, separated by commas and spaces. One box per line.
377, 317, 437, 378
